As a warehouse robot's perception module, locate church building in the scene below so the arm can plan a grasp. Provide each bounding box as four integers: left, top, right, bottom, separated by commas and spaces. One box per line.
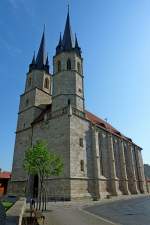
9, 10, 146, 200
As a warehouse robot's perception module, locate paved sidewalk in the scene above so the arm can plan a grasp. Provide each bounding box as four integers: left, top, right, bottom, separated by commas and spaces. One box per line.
26, 194, 149, 225
43, 204, 117, 225
85, 195, 150, 225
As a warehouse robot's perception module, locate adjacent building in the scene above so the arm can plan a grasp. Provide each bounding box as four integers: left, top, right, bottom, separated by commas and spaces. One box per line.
0, 172, 11, 196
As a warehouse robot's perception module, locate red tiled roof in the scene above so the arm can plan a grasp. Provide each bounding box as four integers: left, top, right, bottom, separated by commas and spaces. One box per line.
85, 110, 132, 142
0, 172, 11, 179
32, 104, 135, 145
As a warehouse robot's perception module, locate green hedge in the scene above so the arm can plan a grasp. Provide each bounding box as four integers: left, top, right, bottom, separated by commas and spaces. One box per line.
2, 201, 13, 211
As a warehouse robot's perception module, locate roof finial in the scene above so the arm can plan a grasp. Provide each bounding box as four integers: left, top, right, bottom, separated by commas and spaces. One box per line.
43, 24, 46, 33
67, 2, 70, 14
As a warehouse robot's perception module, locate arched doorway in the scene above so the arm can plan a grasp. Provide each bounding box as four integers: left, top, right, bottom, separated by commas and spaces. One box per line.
33, 174, 38, 198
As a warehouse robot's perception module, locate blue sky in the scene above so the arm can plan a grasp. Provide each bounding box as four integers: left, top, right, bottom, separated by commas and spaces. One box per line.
0, 0, 150, 171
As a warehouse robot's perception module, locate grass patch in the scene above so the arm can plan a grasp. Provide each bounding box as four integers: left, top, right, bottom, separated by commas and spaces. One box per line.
2, 201, 13, 211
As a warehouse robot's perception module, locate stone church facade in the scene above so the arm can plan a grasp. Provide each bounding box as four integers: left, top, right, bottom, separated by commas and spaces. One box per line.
9, 11, 146, 200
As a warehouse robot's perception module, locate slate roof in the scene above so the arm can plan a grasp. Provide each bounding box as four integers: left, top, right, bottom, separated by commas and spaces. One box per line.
62, 10, 75, 50
36, 31, 46, 68
29, 30, 49, 73
56, 10, 81, 56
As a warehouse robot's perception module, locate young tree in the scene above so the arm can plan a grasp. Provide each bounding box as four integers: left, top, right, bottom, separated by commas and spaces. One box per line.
23, 140, 63, 211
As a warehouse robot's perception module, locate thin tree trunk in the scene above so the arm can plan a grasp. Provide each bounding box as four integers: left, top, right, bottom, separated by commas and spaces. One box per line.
39, 180, 42, 210
43, 179, 48, 211
45, 185, 48, 211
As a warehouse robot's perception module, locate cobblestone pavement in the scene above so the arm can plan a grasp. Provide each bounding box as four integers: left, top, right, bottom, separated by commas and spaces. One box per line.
85, 195, 150, 225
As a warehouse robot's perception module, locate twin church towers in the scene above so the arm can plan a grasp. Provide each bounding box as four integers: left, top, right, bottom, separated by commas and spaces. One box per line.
9, 9, 146, 200
19, 9, 84, 132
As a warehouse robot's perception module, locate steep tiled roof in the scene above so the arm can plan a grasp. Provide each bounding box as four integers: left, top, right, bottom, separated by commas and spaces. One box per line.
33, 105, 136, 145
0, 172, 11, 179
85, 110, 132, 142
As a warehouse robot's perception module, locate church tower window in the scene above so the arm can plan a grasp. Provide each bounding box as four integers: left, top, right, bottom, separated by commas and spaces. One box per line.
67, 59, 71, 70
79, 138, 84, 147
79, 88, 82, 93
44, 78, 49, 89
80, 160, 84, 172
77, 62, 81, 73
28, 77, 32, 87
25, 99, 29, 106
57, 60, 61, 72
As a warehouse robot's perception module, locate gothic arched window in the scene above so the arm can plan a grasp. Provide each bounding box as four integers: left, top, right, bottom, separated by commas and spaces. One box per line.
77, 62, 81, 73
25, 99, 29, 106
80, 160, 84, 172
57, 60, 61, 72
67, 59, 71, 70
28, 77, 32, 87
44, 78, 49, 89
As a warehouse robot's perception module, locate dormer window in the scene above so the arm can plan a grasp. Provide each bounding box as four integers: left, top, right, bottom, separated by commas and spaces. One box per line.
67, 59, 71, 70
44, 78, 49, 89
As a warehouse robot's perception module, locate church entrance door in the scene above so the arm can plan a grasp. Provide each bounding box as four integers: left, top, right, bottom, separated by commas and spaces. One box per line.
33, 174, 38, 198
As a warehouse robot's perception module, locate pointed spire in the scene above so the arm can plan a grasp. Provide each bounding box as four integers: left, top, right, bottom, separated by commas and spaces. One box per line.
62, 7, 74, 50
46, 54, 49, 65
45, 53, 49, 73
56, 33, 63, 54
58, 33, 62, 46
29, 27, 50, 73
75, 33, 82, 56
75, 34, 79, 48
29, 51, 36, 72
55, 7, 82, 56
31, 51, 36, 64
36, 28, 46, 69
